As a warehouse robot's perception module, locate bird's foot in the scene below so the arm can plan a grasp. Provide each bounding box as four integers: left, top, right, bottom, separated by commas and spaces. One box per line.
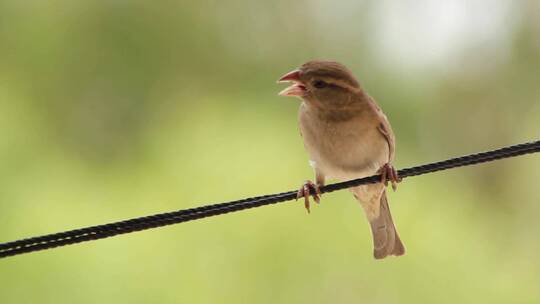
296, 180, 321, 214
379, 163, 401, 191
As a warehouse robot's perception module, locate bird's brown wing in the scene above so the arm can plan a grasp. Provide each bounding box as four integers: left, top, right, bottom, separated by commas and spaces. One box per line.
365, 96, 396, 163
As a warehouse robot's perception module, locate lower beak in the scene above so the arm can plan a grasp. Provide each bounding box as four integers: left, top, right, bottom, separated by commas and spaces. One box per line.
277, 69, 306, 97
278, 83, 306, 97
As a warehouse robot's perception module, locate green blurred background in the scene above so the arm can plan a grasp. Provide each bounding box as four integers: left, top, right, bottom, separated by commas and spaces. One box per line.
1, 1, 539, 303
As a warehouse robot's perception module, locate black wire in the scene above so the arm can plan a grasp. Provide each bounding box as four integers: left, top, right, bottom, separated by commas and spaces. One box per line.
1, 140, 539, 259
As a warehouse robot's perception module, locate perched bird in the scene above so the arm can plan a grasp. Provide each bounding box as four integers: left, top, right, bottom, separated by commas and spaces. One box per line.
278, 60, 405, 259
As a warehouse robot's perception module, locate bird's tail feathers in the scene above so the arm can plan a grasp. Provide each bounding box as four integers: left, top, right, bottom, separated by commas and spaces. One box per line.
353, 187, 405, 259
369, 191, 405, 259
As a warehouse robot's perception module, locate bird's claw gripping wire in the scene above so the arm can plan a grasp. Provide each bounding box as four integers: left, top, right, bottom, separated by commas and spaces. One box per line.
296, 180, 321, 213
380, 163, 401, 191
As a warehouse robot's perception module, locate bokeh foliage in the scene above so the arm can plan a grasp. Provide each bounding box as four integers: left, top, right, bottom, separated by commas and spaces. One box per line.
1, 1, 539, 303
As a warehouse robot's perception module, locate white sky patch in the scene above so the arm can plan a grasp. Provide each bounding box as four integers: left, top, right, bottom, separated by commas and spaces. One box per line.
369, 0, 519, 70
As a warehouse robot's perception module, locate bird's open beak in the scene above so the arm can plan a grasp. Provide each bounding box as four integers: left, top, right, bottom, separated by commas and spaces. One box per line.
277, 70, 306, 97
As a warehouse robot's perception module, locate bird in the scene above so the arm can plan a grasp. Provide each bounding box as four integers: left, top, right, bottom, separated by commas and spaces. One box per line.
277, 60, 405, 259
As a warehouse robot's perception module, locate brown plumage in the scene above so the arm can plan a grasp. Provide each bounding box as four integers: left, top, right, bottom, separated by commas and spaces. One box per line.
278, 60, 405, 259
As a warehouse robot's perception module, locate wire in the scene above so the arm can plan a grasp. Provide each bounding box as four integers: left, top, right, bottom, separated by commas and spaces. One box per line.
1, 140, 539, 259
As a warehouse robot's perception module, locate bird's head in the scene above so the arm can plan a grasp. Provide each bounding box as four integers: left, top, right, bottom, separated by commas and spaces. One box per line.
278, 60, 364, 109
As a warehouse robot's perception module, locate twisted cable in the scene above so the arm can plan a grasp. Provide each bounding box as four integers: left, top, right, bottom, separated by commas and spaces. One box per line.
1, 140, 538, 259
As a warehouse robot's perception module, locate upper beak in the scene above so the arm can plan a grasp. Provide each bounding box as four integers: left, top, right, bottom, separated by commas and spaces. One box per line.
277, 69, 306, 97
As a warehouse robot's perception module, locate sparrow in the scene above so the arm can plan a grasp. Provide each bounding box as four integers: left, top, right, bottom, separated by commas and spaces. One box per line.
277, 60, 405, 259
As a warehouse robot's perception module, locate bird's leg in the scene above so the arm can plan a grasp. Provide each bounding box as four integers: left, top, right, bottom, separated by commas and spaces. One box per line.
296, 180, 321, 213
379, 163, 401, 191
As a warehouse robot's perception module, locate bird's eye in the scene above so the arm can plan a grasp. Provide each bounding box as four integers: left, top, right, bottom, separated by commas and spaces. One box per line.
312, 80, 328, 89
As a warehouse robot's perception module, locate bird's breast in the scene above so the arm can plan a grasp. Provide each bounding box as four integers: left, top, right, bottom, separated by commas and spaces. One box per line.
298, 103, 389, 181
